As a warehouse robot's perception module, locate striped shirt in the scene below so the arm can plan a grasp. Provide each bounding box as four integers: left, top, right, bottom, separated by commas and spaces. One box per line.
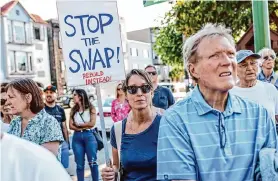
157, 86, 278, 181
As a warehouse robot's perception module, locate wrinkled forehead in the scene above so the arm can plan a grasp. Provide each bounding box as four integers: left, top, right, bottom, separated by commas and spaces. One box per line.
197, 36, 236, 56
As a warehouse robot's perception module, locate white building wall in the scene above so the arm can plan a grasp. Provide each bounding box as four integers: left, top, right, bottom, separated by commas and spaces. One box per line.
32, 24, 51, 87
127, 40, 152, 72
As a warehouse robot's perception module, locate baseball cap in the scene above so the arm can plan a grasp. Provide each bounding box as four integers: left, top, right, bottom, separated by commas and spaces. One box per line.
44, 85, 57, 92
236, 50, 261, 64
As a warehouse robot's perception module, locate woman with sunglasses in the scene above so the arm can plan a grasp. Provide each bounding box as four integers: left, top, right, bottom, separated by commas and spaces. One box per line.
101, 69, 162, 181
257, 47, 278, 90
111, 82, 131, 123
69, 89, 98, 181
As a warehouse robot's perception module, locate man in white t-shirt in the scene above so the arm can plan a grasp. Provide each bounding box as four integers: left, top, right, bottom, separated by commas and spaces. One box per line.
0, 133, 72, 181
230, 50, 278, 123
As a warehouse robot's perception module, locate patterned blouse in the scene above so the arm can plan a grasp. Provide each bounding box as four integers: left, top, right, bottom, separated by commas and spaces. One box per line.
8, 109, 64, 145
111, 99, 130, 122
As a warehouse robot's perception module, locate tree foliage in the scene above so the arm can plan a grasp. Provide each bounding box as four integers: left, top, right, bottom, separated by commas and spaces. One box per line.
154, 1, 278, 80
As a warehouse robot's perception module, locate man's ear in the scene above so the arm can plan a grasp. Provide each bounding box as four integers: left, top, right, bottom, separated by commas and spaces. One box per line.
188, 63, 200, 80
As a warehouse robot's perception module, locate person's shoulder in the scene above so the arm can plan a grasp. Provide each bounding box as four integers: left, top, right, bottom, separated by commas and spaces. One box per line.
55, 104, 65, 111
230, 93, 268, 115
41, 110, 59, 123
162, 96, 191, 119
260, 80, 277, 92
3, 133, 57, 160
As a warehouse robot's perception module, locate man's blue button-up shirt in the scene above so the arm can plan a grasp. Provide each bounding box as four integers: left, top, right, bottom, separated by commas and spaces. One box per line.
157, 86, 278, 181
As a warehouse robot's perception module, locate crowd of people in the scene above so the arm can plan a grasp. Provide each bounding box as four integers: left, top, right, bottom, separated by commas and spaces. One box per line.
1, 23, 278, 181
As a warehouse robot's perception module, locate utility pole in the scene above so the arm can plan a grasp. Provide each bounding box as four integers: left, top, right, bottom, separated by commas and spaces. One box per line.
252, 0, 271, 52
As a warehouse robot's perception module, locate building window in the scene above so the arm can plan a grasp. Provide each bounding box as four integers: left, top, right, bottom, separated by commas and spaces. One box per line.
34, 27, 40, 40
143, 49, 149, 58
16, 10, 20, 16
130, 48, 138, 57
16, 52, 28, 72
8, 51, 33, 73
13, 21, 26, 43
33, 25, 45, 41
132, 64, 139, 69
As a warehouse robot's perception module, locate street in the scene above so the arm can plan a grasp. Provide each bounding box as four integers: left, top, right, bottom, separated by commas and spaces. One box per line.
64, 108, 112, 181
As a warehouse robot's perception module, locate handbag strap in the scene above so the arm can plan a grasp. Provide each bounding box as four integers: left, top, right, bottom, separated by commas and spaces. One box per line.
114, 120, 122, 168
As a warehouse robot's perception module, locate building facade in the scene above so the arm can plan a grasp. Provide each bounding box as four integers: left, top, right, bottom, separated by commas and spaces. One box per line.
47, 19, 66, 95
0, 1, 51, 86
127, 27, 170, 82
126, 40, 153, 71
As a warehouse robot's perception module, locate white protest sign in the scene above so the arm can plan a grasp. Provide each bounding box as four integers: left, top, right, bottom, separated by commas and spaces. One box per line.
57, 0, 125, 87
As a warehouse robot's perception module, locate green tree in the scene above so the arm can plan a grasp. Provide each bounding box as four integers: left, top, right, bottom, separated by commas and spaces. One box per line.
154, 1, 278, 80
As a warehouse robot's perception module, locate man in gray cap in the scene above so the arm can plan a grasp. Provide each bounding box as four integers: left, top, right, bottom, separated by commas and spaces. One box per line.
230, 50, 278, 124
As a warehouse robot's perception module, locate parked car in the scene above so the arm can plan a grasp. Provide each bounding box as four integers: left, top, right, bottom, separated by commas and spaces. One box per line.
92, 97, 114, 135
56, 90, 74, 108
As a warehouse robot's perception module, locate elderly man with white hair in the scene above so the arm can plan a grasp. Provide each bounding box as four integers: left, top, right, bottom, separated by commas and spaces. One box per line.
230, 50, 278, 124
257, 47, 278, 90
156, 24, 278, 181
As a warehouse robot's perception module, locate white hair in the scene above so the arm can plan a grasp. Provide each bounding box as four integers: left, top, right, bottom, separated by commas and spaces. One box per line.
183, 23, 235, 81
257, 47, 276, 65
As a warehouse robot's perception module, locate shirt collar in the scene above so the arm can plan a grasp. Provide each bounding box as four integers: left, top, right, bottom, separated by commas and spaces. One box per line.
17, 109, 45, 123
258, 70, 275, 80
191, 86, 241, 116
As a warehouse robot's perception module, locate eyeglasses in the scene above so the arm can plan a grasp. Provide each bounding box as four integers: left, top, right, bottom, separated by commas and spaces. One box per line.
1, 99, 6, 106
147, 71, 157, 76
238, 61, 258, 69
263, 55, 275, 61
126, 85, 151, 94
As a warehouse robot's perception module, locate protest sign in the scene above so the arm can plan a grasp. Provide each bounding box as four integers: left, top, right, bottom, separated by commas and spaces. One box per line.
57, 0, 125, 167
57, 0, 125, 87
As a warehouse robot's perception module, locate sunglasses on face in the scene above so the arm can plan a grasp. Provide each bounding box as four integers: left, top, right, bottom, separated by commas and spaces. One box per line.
1, 99, 6, 106
126, 85, 151, 95
263, 55, 275, 61
147, 71, 157, 76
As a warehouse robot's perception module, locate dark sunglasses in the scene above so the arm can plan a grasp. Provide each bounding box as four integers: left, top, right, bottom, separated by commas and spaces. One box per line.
263, 55, 275, 60
147, 71, 157, 76
1, 99, 6, 106
126, 85, 151, 94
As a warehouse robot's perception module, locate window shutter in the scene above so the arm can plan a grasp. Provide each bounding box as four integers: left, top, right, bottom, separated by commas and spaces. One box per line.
40, 26, 45, 41
25, 23, 32, 44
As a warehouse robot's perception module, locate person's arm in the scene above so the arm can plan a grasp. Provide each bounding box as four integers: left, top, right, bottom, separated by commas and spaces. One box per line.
111, 100, 117, 122
101, 126, 117, 181
77, 107, 96, 128
61, 109, 69, 143
262, 110, 278, 149
42, 141, 60, 156
168, 89, 175, 108
157, 113, 197, 181
41, 115, 64, 155
69, 112, 82, 131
